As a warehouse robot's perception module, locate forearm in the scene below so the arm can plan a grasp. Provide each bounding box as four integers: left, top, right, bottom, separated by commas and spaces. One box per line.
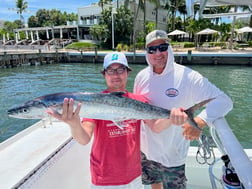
68, 120, 90, 145
194, 116, 207, 129
182, 116, 206, 140
197, 93, 233, 124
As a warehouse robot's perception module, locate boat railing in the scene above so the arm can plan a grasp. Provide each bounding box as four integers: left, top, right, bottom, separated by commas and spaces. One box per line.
209, 117, 252, 189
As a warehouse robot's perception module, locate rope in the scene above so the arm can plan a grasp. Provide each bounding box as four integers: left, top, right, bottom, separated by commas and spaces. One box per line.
196, 134, 216, 165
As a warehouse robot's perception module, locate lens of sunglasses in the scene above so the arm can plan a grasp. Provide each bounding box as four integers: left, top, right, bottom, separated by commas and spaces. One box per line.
147, 43, 169, 54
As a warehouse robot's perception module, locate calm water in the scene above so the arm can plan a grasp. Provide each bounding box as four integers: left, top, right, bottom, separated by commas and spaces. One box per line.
0, 63, 251, 148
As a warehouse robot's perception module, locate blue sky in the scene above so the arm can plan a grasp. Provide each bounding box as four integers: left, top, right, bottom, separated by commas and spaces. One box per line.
0, 0, 99, 22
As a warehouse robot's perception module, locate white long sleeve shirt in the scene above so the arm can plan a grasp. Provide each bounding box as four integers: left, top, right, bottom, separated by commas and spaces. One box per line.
134, 46, 233, 167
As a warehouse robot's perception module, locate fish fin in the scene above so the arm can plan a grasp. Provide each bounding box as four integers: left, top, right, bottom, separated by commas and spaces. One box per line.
184, 98, 215, 131
113, 121, 125, 129
48, 107, 61, 116
110, 92, 125, 98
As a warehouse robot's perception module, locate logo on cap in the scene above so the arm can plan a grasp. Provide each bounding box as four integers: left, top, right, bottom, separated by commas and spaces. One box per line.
111, 54, 118, 61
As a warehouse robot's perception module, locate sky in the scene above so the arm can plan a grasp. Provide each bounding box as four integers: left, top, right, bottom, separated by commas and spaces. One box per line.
0, 0, 99, 23
0, 0, 249, 26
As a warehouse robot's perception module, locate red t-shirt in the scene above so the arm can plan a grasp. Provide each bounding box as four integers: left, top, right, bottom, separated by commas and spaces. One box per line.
82, 90, 147, 186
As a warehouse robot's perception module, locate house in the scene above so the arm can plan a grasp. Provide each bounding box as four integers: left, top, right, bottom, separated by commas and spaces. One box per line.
74, 0, 168, 40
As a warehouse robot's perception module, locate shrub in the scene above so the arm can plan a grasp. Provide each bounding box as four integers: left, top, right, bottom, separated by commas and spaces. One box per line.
116, 43, 123, 51
135, 42, 145, 50
183, 42, 194, 48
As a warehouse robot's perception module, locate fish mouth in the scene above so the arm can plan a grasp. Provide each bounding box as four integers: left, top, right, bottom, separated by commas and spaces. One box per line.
7, 106, 29, 118
7, 110, 22, 118
7, 100, 48, 119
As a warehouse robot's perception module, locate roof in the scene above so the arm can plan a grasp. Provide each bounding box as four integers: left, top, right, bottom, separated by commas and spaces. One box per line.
195, 0, 252, 6
187, 0, 252, 18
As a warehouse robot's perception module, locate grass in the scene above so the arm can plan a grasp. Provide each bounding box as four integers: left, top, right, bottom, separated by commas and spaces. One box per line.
65, 42, 97, 51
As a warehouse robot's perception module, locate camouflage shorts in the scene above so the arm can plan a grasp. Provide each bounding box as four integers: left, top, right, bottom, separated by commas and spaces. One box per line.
141, 152, 187, 189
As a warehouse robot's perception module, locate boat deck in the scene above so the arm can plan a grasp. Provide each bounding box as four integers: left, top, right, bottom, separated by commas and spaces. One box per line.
0, 120, 91, 188
0, 120, 251, 189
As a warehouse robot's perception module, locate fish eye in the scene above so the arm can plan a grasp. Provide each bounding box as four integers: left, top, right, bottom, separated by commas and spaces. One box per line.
21, 109, 29, 114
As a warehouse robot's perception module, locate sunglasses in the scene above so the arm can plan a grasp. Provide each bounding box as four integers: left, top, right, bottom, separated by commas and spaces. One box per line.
146, 43, 169, 54
105, 66, 127, 75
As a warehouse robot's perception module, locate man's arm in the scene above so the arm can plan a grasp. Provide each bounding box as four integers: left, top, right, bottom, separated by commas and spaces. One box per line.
182, 116, 206, 141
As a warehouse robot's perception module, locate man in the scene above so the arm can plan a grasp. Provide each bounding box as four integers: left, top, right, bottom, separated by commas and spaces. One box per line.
47, 51, 188, 189
134, 30, 233, 189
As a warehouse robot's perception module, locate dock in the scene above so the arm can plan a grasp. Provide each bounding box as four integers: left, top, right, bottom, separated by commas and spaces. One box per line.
0, 50, 67, 68
0, 49, 252, 68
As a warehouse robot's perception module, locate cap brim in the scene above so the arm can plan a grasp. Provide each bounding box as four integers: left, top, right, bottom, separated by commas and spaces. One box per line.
146, 38, 169, 47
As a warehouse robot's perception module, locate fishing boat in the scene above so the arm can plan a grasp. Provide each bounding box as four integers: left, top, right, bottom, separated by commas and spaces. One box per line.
0, 117, 251, 189
1, 0, 252, 188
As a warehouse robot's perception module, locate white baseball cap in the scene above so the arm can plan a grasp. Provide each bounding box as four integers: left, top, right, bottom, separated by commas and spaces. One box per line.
103, 52, 132, 71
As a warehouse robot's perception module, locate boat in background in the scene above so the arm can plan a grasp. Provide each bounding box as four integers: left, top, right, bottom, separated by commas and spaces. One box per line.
0, 117, 251, 189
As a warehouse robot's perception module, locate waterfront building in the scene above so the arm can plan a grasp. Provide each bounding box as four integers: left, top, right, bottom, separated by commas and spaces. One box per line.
76, 0, 168, 39
10, 0, 168, 44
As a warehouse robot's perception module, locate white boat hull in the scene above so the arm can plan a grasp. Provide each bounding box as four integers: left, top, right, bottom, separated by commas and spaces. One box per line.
0, 120, 251, 189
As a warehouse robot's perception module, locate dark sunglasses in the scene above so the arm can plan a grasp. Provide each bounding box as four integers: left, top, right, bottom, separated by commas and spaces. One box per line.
146, 43, 169, 54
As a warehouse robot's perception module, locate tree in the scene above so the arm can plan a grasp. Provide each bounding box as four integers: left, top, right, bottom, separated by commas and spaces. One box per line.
15, 0, 28, 24
98, 0, 113, 11
4, 21, 18, 33
96, 6, 133, 48
13, 20, 24, 29
218, 22, 231, 41
27, 16, 39, 27
163, 0, 185, 31
89, 24, 109, 43
149, 0, 161, 29
27, 9, 77, 27
177, 0, 187, 31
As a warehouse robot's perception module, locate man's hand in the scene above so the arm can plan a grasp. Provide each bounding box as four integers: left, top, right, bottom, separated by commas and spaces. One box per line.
46, 98, 82, 127
169, 108, 188, 125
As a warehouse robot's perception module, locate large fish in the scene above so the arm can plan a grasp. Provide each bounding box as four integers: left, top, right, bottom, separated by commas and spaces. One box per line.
7, 92, 213, 130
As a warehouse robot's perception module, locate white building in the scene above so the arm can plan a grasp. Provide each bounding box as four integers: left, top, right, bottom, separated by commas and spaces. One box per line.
73, 0, 168, 40
13, 1, 168, 43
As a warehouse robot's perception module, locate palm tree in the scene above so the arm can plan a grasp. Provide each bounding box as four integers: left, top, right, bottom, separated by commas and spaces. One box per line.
149, 0, 160, 29
163, 0, 185, 31
98, 0, 112, 11
177, 1, 187, 31
16, 0, 28, 24
124, 0, 146, 53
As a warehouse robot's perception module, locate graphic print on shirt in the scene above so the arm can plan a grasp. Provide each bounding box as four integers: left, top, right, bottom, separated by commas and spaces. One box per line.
107, 120, 137, 138
165, 88, 179, 97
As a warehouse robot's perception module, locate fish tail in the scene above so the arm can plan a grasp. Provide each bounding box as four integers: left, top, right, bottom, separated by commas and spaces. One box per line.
184, 98, 214, 130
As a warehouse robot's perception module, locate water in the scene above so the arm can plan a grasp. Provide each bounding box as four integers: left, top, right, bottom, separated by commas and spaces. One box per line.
1, 63, 251, 148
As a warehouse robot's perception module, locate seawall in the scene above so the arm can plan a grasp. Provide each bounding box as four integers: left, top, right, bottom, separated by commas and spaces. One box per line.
1, 50, 252, 68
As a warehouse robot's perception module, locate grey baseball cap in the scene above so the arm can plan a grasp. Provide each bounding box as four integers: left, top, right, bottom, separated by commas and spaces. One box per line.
145, 30, 169, 47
